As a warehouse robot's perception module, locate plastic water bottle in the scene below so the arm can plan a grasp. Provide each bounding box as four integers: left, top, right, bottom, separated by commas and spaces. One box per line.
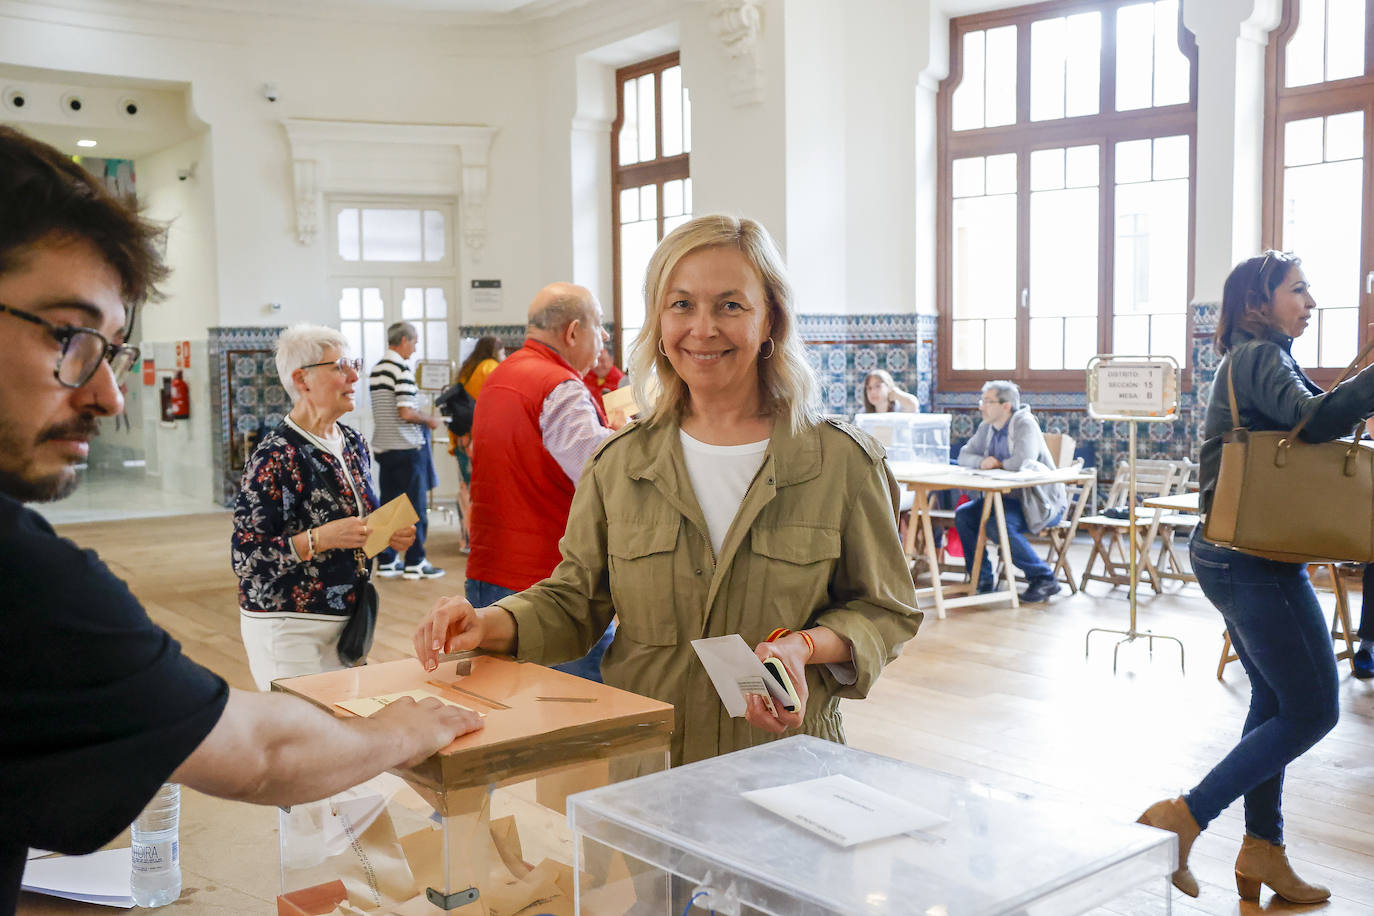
130, 783, 181, 907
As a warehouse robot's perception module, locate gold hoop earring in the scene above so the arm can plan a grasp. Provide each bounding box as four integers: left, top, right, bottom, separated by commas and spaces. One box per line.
760, 337, 775, 359
658, 339, 668, 358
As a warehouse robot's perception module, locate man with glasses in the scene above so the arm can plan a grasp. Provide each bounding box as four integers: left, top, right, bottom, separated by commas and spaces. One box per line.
954, 380, 1068, 603
0, 126, 482, 914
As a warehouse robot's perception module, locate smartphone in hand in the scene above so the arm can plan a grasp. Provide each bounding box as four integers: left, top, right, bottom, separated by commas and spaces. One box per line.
762, 657, 800, 713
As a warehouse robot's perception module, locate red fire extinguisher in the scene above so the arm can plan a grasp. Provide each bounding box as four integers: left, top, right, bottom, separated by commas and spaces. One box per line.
170, 370, 190, 420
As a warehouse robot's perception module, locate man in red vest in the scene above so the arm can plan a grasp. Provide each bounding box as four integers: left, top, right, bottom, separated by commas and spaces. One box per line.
464, 282, 618, 680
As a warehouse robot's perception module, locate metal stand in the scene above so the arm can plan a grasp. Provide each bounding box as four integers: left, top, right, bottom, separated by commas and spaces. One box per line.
1084, 419, 1186, 674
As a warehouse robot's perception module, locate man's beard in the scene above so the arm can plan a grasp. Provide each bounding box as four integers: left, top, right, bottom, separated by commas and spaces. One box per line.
0, 415, 97, 503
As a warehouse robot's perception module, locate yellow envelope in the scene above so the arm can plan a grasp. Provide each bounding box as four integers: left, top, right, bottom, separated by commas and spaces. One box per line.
336, 688, 482, 718
363, 494, 420, 558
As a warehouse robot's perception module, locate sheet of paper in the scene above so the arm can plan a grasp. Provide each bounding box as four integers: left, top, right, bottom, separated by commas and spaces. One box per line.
690, 635, 792, 717
362, 494, 420, 558
742, 774, 946, 847
602, 386, 638, 414
336, 688, 482, 718
21, 846, 135, 908
26, 849, 54, 860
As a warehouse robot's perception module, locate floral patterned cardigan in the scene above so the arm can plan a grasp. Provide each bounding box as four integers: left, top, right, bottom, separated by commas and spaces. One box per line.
232, 422, 380, 616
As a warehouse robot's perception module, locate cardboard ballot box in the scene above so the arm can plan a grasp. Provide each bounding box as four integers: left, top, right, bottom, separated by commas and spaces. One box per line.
272, 655, 673, 915
568, 735, 1174, 916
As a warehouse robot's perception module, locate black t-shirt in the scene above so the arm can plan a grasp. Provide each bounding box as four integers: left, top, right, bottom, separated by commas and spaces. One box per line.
0, 494, 229, 914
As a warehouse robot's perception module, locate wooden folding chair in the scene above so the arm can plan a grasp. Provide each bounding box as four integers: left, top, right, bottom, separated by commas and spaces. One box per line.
1151, 457, 1199, 585
1218, 562, 1359, 679
1038, 466, 1097, 594
1077, 459, 1179, 593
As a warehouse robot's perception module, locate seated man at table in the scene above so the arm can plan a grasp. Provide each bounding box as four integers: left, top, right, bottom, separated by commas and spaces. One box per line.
954, 380, 1067, 603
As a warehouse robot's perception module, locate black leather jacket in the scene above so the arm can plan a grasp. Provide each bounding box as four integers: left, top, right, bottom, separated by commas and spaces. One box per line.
1200, 326, 1374, 514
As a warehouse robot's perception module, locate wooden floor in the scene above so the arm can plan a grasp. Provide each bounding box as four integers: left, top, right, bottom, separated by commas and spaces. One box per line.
22, 512, 1374, 914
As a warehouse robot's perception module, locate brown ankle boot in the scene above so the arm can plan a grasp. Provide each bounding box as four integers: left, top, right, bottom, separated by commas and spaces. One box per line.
1137, 797, 1202, 897
1234, 835, 1330, 903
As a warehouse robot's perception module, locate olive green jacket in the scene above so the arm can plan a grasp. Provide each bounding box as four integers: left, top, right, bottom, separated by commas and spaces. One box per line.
494, 415, 923, 766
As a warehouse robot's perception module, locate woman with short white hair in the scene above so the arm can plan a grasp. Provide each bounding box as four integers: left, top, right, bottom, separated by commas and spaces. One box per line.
232, 323, 415, 690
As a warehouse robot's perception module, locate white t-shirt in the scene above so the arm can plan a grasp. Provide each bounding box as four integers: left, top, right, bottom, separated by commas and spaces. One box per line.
679, 430, 770, 557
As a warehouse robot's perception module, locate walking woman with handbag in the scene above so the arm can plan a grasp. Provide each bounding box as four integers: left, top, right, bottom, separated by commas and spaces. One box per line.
233, 324, 417, 690
1137, 251, 1374, 903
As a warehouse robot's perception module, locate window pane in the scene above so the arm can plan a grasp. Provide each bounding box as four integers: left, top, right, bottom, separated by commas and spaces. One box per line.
1115, 179, 1189, 317
1066, 145, 1100, 187
986, 153, 1017, 194
637, 73, 656, 162
1152, 0, 1188, 107
401, 287, 423, 320
985, 25, 1018, 127
1285, 0, 1326, 87
986, 318, 1017, 369
683, 177, 692, 213
1326, 111, 1364, 161
1031, 17, 1067, 122
1030, 185, 1099, 321
640, 185, 657, 221
1150, 313, 1187, 364
619, 220, 658, 335
1065, 13, 1101, 117
423, 210, 445, 262
426, 320, 449, 361
341, 321, 361, 359
361, 209, 422, 261
411, 324, 425, 361
953, 31, 986, 131
952, 157, 986, 197
953, 320, 983, 371
1319, 307, 1359, 367
1152, 134, 1189, 180
664, 179, 684, 217
662, 66, 684, 157
362, 321, 385, 370
952, 195, 1018, 321
1030, 147, 1065, 191
1285, 117, 1324, 166
1116, 139, 1152, 183
620, 186, 639, 223
1116, 3, 1155, 110
1065, 315, 1098, 369
339, 287, 361, 321
425, 287, 447, 319
619, 78, 639, 166
1283, 157, 1364, 364
682, 87, 692, 154
362, 287, 384, 320
664, 214, 691, 235
1030, 317, 1065, 370
1113, 313, 1148, 352
337, 209, 360, 261
1326, 0, 1366, 81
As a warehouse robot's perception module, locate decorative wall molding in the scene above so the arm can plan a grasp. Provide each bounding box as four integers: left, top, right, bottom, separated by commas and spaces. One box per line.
709, 0, 765, 106
281, 118, 498, 254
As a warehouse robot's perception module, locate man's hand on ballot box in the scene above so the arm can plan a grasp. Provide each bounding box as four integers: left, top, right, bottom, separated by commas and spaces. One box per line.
414, 595, 518, 671
367, 693, 484, 766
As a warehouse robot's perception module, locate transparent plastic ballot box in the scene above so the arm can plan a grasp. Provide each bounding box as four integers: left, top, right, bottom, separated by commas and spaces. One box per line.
853, 412, 952, 473
567, 735, 1175, 916
271, 654, 673, 915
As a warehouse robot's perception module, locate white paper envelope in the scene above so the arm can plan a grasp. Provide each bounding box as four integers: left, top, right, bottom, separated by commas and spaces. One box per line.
742, 774, 947, 847
689, 634, 793, 717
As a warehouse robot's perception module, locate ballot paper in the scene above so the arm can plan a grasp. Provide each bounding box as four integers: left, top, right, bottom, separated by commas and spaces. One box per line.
362, 494, 420, 558
742, 774, 947, 847
21, 846, 135, 907
336, 688, 482, 718
690, 634, 795, 717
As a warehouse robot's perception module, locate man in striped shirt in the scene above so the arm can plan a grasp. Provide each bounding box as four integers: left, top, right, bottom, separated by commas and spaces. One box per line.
370, 321, 446, 579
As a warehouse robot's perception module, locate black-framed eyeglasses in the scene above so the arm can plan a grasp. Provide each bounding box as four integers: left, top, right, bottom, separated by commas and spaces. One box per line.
0, 302, 140, 389
301, 357, 363, 374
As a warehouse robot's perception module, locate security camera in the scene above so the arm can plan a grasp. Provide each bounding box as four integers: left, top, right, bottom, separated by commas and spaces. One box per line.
176, 162, 198, 182
262, 82, 279, 103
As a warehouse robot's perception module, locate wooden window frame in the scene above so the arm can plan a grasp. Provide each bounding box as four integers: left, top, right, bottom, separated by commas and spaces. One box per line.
1262, 0, 1374, 386
611, 52, 690, 363
937, 0, 1199, 393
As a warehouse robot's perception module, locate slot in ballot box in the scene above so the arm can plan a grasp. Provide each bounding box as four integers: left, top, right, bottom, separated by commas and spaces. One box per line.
568, 735, 1174, 916
271, 655, 673, 915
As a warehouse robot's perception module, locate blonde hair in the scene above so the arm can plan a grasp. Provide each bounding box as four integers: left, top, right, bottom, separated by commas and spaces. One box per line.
628, 215, 821, 435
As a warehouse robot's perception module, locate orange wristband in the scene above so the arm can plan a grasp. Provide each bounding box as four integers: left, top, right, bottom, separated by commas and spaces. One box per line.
797, 629, 815, 661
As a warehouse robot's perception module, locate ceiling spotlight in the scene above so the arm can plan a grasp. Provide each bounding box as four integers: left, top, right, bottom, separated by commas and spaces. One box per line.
76, 139, 98, 148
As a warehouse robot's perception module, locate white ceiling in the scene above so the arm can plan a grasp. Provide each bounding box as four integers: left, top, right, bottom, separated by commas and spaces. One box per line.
152, 0, 546, 16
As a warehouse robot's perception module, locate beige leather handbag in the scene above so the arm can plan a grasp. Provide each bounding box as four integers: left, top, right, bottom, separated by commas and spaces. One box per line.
1204, 342, 1374, 563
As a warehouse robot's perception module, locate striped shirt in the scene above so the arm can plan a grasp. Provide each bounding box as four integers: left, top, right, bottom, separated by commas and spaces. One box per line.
368, 349, 424, 452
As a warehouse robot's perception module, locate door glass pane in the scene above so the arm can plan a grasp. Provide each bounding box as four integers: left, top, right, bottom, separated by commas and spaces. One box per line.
662, 66, 684, 157
363, 322, 386, 373
361, 209, 423, 261
1285, 117, 1324, 166
1283, 153, 1364, 367
952, 157, 985, 197
1030, 148, 1065, 192
341, 321, 361, 359
423, 210, 445, 262
401, 287, 424, 320
952, 174, 1018, 372
985, 25, 1018, 127
1114, 133, 1189, 362
953, 320, 983, 371
1326, 111, 1364, 161
682, 177, 692, 213
1153, 134, 1190, 180
1031, 174, 1099, 366
1285, 0, 1326, 87
1150, 312, 1187, 364
637, 73, 656, 162
411, 324, 425, 362
1291, 321, 1318, 365
640, 185, 657, 221
985, 153, 1017, 194
425, 287, 448, 319
619, 78, 639, 166
620, 186, 639, 223
1066, 145, 1099, 186
426, 320, 449, 361
1116, 139, 1151, 183
1319, 307, 1358, 367
337, 209, 360, 261
1065, 315, 1098, 370
1326, 0, 1367, 81
362, 288, 385, 320
953, 31, 986, 131
664, 179, 684, 217
620, 219, 658, 337
339, 287, 361, 321
1113, 314, 1148, 353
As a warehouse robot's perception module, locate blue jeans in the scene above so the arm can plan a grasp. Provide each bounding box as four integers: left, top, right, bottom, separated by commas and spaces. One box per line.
953, 495, 1057, 586
1361, 566, 1374, 642
376, 448, 428, 568
464, 578, 615, 684
1184, 531, 1340, 843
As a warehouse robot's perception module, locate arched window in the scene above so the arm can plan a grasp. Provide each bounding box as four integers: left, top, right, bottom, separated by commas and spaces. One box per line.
1264, 0, 1373, 377
938, 0, 1198, 391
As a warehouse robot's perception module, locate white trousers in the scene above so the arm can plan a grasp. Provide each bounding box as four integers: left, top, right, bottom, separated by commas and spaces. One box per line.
240, 611, 349, 691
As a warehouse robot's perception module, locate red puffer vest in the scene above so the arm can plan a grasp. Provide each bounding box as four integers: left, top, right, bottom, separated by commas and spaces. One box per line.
466, 339, 607, 590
